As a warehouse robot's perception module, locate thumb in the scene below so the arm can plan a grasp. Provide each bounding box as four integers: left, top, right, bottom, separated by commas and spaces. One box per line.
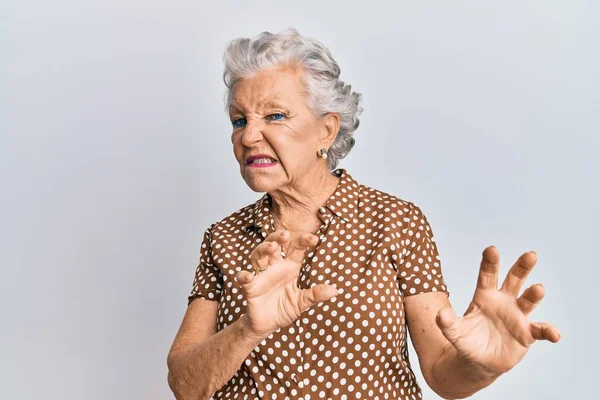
436, 307, 460, 344
299, 284, 339, 311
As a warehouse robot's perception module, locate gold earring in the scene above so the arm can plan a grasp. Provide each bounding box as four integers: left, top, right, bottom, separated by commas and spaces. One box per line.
319, 148, 328, 159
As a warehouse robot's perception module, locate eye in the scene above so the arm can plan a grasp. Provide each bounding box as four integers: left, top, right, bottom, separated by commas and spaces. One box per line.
231, 118, 246, 128
267, 113, 286, 121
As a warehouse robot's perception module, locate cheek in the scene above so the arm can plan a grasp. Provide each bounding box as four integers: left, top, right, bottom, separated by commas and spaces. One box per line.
274, 139, 314, 166
231, 134, 243, 159
278, 120, 319, 148
292, 120, 322, 147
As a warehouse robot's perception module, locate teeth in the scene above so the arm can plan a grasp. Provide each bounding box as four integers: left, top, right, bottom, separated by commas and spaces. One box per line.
251, 158, 275, 164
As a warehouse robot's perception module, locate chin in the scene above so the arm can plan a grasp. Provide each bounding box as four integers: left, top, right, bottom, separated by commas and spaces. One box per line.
241, 168, 283, 193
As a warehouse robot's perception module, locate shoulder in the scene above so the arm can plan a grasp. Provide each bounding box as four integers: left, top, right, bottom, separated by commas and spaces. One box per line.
356, 183, 435, 234
358, 183, 416, 216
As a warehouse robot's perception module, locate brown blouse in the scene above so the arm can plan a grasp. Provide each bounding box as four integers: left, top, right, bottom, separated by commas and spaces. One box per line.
188, 168, 450, 400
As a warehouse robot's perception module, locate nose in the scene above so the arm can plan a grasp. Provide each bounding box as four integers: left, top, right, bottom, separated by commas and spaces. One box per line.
240, 119, 265, 147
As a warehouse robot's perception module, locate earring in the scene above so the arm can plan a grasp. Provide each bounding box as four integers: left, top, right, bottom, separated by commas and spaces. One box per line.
319, 148, 328, 159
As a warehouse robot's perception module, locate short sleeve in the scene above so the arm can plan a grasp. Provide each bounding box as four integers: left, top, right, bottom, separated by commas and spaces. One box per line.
394, 203, 450, 298
187, 224, 224, 305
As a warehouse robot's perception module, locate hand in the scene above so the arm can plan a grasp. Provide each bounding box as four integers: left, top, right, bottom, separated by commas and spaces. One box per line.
236, 229, 339, 341
435, 246, 561, 377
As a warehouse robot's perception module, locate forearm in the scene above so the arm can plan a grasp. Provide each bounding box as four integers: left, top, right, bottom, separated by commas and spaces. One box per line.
168, 315, 265, 400
430, 343, 501, 399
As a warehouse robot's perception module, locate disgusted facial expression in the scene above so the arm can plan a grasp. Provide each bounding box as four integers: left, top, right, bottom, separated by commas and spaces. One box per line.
229, 64, 334, 193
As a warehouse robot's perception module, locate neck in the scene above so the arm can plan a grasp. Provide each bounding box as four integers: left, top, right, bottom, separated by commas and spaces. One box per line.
268, 168, 340, 230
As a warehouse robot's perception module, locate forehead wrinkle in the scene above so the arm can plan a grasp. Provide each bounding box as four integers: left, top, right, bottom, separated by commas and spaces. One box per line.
230, 64, 306, 115
230, 94, 288, 115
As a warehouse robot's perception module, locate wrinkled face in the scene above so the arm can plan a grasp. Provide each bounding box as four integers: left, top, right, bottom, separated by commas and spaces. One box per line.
229, 65, 329, 193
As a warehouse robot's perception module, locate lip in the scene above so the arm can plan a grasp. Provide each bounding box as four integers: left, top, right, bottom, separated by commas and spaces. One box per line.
248, 161, 277, 168
246, 154, 278, 165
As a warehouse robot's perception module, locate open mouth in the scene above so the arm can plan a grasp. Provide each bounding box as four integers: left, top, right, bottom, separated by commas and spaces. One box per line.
246, 154, 278, 166
247, 158, 277, 168
248, 157, 277, 165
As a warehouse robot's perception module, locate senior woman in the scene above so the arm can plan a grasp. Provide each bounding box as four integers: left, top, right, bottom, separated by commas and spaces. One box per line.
167, 28, 560, 400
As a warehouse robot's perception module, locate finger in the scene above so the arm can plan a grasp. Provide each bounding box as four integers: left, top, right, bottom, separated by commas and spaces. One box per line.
285, 233, 319, 263
250, 241, 279, 273
517, 283, 545, 316
262, 229, 292, 258
263, 229, 291, 246
500, 251, 538, 296
530, 322, 561, 343
237, 270, 255, 290
435, 307, 461, 346
298, 284, 339, 311
476, 246, 500, 290
250, 240, 279, 262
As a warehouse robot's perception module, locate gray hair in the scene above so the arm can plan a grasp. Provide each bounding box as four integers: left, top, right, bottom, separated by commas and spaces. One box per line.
222, 27, 363, 171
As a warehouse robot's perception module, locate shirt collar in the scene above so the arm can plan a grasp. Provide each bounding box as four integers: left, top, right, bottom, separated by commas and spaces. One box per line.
244, 168, 361, 234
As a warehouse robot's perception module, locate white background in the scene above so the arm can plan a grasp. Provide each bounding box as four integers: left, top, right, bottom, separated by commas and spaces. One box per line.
2, 1, 598, 399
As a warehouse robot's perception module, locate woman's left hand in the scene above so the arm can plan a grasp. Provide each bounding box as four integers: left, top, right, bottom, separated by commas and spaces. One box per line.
435, 246, 561, 377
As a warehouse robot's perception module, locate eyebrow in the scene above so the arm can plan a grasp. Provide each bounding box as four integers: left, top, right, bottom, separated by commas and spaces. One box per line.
228, 103, 241, 115
229, 99, 288, 115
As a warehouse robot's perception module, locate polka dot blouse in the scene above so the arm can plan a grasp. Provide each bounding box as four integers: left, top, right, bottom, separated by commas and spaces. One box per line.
188, 168, 450, 400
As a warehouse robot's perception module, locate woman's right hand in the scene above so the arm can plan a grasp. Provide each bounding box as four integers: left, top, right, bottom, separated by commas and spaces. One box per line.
236, 229, 339, 341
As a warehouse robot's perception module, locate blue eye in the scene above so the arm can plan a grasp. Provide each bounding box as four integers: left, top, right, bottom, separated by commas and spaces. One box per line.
268, 113, 285, 121
232, 118, 246, 128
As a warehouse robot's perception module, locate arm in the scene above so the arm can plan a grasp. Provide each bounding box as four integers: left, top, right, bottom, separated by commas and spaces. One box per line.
167, 299, 265, 400
404, 292, 498, 399
168, 229, 337, 399
396, 203, 490, 398
405, 247, 561, 400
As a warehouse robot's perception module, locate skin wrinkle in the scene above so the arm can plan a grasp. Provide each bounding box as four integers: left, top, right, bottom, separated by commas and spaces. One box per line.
169, 309, 267, 399
229, 64, 340, 234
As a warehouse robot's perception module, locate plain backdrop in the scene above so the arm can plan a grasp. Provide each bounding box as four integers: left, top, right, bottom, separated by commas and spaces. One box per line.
2, 1, 598, 399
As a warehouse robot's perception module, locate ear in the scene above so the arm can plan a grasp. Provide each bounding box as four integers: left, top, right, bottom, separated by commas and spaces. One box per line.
320, 112, 340, 148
